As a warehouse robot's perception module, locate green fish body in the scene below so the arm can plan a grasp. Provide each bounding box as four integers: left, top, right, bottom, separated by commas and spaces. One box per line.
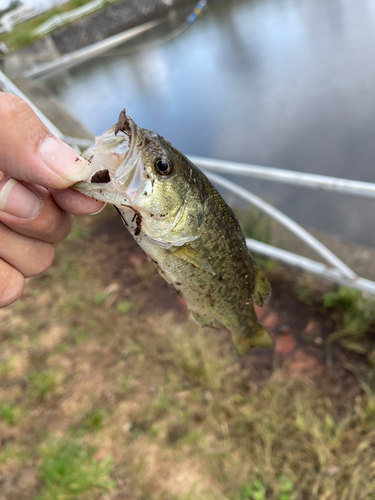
74, 110, 272, 354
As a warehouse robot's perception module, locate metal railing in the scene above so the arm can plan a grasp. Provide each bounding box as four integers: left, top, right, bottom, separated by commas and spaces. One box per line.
33, 0, 115, 37
1, 70, 375, 294
1, 4, 49, 32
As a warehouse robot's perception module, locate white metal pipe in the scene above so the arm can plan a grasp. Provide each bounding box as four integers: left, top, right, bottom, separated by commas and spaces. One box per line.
247, 238, 375, 295
64, 136, 93, 148
34, 0, 108, 36
191, 156, 375, 199
206, 171, 357, 280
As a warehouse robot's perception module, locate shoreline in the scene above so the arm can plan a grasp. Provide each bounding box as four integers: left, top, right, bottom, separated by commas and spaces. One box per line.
4, 0, 196, 77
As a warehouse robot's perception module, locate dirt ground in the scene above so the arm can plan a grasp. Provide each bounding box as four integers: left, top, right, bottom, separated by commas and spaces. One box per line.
1, 210, 375, 500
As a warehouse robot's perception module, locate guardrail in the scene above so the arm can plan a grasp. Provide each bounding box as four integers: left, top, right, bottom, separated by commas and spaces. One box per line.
33, 0, 113, 36
1, 4, 47, 32
1, 70, 375, 294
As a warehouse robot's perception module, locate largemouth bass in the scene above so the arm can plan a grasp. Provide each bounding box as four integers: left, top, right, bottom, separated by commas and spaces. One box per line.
74, 110, 272, 354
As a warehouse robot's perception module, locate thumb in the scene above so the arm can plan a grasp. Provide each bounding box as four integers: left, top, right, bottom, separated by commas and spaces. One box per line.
0, 93, 92, 189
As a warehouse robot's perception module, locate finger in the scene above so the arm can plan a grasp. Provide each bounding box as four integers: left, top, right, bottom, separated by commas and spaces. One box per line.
0, 222, 55, 278
50, 188, 105, 216
0, 178, 73, 243
0, 93, 92, 189
0, 259, 24, 307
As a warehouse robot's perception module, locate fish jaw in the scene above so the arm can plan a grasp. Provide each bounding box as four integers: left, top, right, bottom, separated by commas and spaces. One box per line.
73, 179, 130, 205
81, 126, 130, 180
73, 120, 145, 206
73, 153, 145, 206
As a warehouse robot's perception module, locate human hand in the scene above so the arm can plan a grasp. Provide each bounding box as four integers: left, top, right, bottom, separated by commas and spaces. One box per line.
0, 93, 102, 307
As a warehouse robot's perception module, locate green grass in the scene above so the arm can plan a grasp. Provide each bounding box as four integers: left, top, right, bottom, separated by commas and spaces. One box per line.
240, 478, 294, 500
117, 301, 133, 314
322, 286, 375, 355
78, 408, 107, 432
92, 291, 110, 306
238, 206, 273, 245
0, 0, 122, 51
0, 443, 29, 466
66, 221, 92, 242
0, 355, 14, 378
28, 369, 61, 400
323, 286, 375, 336
115, 373, 137, 395
36, 437, 114, 500
0, 403, 22, 426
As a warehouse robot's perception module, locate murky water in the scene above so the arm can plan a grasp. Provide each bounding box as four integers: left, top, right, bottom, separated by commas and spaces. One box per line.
42, 0, 375, 246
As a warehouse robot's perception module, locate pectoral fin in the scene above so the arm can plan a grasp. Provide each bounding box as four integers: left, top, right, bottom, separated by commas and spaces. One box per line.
170, 246, 216, 275
190, 310, 215, 328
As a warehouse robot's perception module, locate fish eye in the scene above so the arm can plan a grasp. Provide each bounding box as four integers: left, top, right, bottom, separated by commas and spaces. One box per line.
155, 157, 173, 175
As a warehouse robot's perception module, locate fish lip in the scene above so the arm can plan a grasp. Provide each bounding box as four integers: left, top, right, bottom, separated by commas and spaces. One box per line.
73, 180, 131, 205
113, 117, 139, 185
73, 145, 141, 204
73, 114, 141, 204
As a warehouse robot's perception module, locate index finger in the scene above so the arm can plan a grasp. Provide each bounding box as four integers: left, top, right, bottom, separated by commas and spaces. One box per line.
0, 93, 92, 189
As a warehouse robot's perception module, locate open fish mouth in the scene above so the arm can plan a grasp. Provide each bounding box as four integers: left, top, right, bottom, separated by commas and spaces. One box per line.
73, 110, 142, 205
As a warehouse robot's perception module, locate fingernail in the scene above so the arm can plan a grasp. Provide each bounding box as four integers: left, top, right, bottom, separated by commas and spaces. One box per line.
90, 202, 106, 215
39, 136, 92, 183
0, 178, 41, 218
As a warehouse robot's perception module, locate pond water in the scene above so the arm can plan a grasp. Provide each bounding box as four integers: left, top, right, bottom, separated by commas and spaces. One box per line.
41, 0, 375, 246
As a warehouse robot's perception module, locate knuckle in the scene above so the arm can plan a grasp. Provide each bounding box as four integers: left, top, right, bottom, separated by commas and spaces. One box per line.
0, 262, 24, 307
55, 213, 73, 242
27, 243, 55, 277
21, 188, 73, 243
43, 210, 73, 243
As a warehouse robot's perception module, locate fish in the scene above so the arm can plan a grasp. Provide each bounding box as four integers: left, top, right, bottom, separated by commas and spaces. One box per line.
73, 110, 272, 354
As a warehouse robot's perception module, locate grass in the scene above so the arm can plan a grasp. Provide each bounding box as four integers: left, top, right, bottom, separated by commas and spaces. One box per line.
238, 206, 273, 245
92, 291, 110, 306
0, 403, 22, 425
0, 0, 121, 51
36, 437, 114, 500
117, 300, 133, 314
66, 221, 92, 242
78, 408, 107, 432
239, 478, 294, 500
115, 373, 137, 395
323, 286, 375, 337
322, 286, 375, 359
0, 212, 374, 499
28, 369, 62, 400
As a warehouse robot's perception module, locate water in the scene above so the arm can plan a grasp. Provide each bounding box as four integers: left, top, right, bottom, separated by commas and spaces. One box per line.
41, 0, 375, 246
